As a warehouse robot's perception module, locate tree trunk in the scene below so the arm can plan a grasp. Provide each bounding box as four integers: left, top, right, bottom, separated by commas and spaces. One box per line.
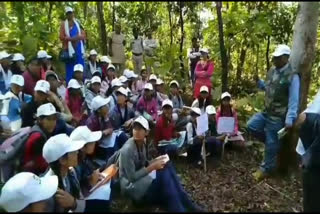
112, 1, 115, 31
216, 1, 229, 92
236, 46, 246, 81
97, 2, 108, 55
266, 35, 271, 71
278, 2, 320, 174
47, 2, 53, 32
179, 1, 185, 78
255, 44, 259, 76
167, 2, 173, 45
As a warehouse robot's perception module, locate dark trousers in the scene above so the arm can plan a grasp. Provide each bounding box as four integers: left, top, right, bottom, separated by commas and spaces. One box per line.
302, 168, 320, 212
141, 162, 200, 212
158, 144, 179, 156
187, 137, 222, 163
85, 200, 110, 212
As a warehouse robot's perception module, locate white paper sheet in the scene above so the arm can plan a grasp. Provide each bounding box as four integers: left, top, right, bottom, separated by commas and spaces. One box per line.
196, 113, 209, 135
217, 117, 235, 134
148, 170, 156, 180
100, 132, 117, 148
85, 181, 111, 200
296, 139, 306, 156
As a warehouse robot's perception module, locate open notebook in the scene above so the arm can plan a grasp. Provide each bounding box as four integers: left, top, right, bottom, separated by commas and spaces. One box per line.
89, 164, 118, 193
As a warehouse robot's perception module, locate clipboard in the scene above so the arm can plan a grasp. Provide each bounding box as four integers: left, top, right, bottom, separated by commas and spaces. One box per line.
89, 164, 118, 193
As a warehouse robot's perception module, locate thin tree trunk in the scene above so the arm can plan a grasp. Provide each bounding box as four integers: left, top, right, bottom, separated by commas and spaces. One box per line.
97, 2, 108, 55
216, 1, 229, 92
255, 44, 259, 76
167, 2, 173, 45
179, 1, 185, 78
266, 35, 271, 71
112, 1, 115, 31
47, 2, 53, 32
278, 2, 320, 174
236, 46, 246, 81
83, 2, 88, 20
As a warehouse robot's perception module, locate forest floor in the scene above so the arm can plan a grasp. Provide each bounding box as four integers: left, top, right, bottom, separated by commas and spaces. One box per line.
110, 142, 303, 212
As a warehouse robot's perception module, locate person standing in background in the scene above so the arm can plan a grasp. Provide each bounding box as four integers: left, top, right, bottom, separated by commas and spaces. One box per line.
143, 31, 158, 75
188, 37, 201, 86
59, 6, 86, 84
131, 28, 144, 73
109, 23, 126, 75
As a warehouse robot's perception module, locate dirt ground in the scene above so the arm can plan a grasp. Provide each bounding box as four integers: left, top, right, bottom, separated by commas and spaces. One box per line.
110, 143, 303, 212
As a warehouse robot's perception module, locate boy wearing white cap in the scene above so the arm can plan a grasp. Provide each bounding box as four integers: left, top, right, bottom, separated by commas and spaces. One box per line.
0, 172, 58, 212
11, 53, 26, 75
72, 64, 85, 95
118, 116, 203, 212
0, 75, 30, 133
21, 103, 57, 175
100, 64, 116, 97
85, 76, 102, 114
84, 49, 101, 81
247, 44, 300, 181
191, 85, 213, 114
66, 79, 86, 126
0, 51, 13, 94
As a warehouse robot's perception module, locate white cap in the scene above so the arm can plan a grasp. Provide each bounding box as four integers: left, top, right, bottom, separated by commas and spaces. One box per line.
37, 50, 48, 59
206, 105, 216, 115
12, 53, 25, 61
36, 103, 57, 117
221, 92, 231, 100
200, 48, 209, 54
119, 75, 128, 83
101, 56, 111, 63
123, 69, 131, 78
116, 87, 128, 97
47, 55, 52, 59
162, 99, 173, 108
272, 44, 291, 57
91, 96, 111, 111
134, 116, 150, 130
46, 71, 59, 81
10, 75, 24, 87
156, 78, 164, 85
70, 126, 102, 145
144, 83, 153, 91
149, 74, 157, 81
169, 80, 180, 88
34, 80, 50, 94
0, 172, 58, 212
74, 64, 84, 72
65, 6, 73, 13
68, 79, 82, 89
89, 49, 98, 56
191, 107, 201, 116
43, 134, 85, 163
0, 51, 11, 60
91, 76, 101, 84
107, 64, 116, 71
111, 78, 123, 88
200, 85, 209, 93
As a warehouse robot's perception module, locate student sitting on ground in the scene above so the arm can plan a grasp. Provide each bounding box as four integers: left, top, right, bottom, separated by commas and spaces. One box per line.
85, 76, 102, 115
136, 66, 148, 93
107, 78, 123, 110
136, 83, 158, 122
73, 64, 85, 97
86, 96, 128, 164
21, 103, 57, 175
66, 79, 86, 127
0, 75, 31, 133
155, 78, 169, 109
100, 56, 111, 81
100, 64, 116, 97
155, 99, 184, 156
109, 87, 135, 132
119, 116, 203, 212
216, 92, 245, 149
42, 134, 110, 212
191, 85, 212, 114
0, 172, 58, 212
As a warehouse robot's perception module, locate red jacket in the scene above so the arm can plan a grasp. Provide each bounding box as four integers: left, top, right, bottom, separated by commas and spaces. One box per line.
154, 115, 176, 145
194, 60, 214, 98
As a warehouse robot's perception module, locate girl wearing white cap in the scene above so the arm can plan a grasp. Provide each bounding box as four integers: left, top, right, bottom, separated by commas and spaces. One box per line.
118, 116, 203, 212
136, 66, 148, 93
66, 79, 86, 127
59, 6, 86, 83
136, 83, 158, 122
11, 53, 26, 75
0, 75, 31, 133
84, 49, 101, 81
21, 103, 57, 175
194, 48, 214, 99
191, 85, 213, 114
85, 76, 102, 115
100, 64, 116, 97
72, 64, 85, 96
216, 92, 245, 148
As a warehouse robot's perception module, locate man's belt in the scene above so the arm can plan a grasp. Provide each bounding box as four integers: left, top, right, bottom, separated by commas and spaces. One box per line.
132, 52, 143, 56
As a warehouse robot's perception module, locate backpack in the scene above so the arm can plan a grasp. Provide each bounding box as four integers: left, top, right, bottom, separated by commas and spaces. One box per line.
0, 125, 47, 182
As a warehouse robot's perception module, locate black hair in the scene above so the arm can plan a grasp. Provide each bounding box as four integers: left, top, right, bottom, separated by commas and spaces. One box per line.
220, 98, 233, 117
27, 57, 40, 65
192, 37, 198, 42
198, 96, 212, 109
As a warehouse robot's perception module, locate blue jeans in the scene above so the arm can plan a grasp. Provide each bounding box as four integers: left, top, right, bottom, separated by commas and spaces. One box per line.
158, 144, 179, 156
247, 112, 284, 173
141, 162, 200, 212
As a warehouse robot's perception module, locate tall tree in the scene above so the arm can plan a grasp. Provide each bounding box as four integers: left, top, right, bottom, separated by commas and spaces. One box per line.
278, 2, 319, 174
179, 1, 185, 77
216, 1, 229, 92
96, 1, 108, 55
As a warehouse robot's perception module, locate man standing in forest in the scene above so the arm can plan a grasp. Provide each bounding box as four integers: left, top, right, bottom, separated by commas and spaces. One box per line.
187, 37, 201, 86
144, 31, 158, 75
247, 44, 300, 181
131, 28, 144, 73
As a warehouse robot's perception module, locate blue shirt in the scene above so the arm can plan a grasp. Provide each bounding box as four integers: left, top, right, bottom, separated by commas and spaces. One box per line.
257, 73, 300, 126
